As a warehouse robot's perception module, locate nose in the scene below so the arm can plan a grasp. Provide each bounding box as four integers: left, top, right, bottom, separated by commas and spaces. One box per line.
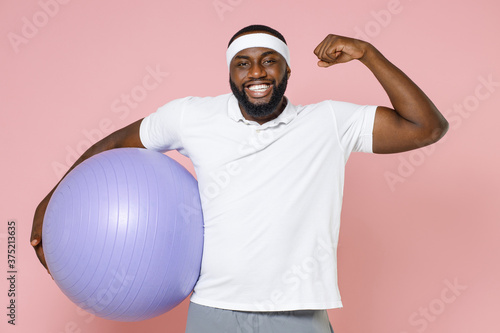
248, 62, 266, 79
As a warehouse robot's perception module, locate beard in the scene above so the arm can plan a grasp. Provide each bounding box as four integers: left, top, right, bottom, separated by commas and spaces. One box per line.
229, 73, 288, 118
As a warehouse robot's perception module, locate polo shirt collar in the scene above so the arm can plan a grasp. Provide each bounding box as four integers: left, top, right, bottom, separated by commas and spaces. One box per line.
228, 93, 297, 128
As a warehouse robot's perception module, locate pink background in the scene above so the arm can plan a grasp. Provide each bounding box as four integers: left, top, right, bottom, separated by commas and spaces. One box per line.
1, 0, 499, 332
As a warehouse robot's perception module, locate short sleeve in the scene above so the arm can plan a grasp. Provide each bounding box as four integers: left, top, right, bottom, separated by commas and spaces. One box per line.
329, 101, 377, 155
140, 97, 190, 152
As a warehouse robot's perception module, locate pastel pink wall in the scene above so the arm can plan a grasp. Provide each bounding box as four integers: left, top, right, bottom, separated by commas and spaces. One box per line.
1, 0, 498, 332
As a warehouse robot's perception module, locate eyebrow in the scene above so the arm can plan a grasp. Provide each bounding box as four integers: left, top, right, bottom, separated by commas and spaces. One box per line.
233, 50, 279, 60
261, 50, 278, 57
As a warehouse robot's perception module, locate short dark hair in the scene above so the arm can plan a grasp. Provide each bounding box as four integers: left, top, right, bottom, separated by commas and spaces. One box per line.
228, 25, 287, 47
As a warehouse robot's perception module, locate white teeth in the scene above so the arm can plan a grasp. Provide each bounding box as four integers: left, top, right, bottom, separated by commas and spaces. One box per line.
248, 84, 270, 92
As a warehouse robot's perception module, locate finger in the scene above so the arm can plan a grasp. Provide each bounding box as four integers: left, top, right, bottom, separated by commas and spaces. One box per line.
320, 45, 340, 64
320, 49, 338, 63
319, 37, 340, 63
326, 42, 342, 57
313, 40, 323, 57
316, 38, 331, 61
31, 206, 46, 246
34, 243, 48, 270
30, 224, 41, 244
313, 34, 331, 56
317, 60, 334, 68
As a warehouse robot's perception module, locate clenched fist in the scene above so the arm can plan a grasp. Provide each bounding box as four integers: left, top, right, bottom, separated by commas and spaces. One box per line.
313, 34, 371, 67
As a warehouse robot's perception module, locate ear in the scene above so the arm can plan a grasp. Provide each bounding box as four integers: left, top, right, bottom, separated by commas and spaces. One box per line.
286, 66, 291, 79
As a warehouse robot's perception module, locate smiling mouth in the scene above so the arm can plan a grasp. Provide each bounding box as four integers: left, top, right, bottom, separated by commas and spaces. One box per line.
247, 84, 270, 92
244, 83, 273, 99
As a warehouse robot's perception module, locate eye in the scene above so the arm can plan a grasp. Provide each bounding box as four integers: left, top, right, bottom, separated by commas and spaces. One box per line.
263, 59, 276, 65
236, 62, 249, 67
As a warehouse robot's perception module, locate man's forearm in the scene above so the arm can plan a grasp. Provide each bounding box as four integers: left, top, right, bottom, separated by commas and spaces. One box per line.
31, 118, 145, 257
50, 118, 145, 197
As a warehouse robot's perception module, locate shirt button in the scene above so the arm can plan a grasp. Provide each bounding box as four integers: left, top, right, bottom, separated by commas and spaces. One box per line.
256, 129, 261, 133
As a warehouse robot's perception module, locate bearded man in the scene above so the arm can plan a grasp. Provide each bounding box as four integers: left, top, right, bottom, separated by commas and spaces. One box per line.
32, 25, 448, 332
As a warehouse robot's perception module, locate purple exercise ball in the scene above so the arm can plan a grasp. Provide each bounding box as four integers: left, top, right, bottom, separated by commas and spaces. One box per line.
42, 148, 204, 321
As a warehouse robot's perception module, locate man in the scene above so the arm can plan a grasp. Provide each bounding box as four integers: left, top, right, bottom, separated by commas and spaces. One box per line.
31, 25, 448, 332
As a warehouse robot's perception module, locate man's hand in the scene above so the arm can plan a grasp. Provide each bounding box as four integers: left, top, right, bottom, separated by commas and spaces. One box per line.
31, 194, 51, 274
313, 34, 370, 67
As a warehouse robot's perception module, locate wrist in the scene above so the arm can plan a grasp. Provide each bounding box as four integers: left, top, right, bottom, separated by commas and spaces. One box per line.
358, 43, 382, 66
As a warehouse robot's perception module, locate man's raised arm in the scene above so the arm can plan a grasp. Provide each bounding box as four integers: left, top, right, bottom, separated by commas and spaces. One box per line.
30, 118, 145, 272
313, 34, 449, 153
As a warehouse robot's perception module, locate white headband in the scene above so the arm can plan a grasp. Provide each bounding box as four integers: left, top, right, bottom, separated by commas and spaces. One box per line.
226, 33, 291, 70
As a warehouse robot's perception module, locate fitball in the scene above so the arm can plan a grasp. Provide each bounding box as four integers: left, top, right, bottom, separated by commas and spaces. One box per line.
42, 148, 204, 321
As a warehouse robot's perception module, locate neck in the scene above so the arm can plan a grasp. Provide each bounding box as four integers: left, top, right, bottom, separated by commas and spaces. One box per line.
239, 97, 287, 125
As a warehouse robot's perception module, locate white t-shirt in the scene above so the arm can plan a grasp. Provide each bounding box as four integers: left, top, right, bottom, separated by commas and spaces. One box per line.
140, 93, 377, 311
